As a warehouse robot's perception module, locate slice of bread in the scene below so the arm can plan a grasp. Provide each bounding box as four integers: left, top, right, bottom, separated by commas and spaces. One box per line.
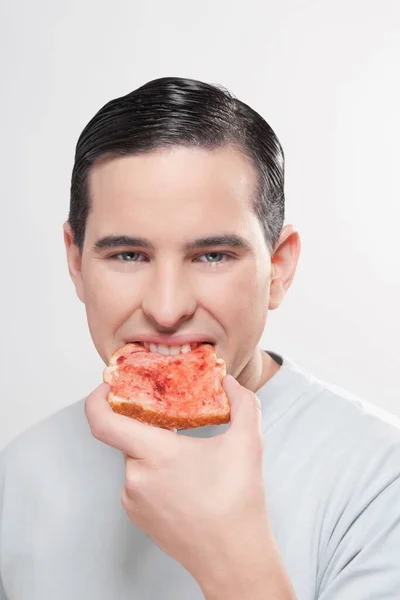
103, 343, 230, 429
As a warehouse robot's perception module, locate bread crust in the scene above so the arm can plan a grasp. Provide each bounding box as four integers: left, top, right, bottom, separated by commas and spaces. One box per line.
107, 394, 230, 429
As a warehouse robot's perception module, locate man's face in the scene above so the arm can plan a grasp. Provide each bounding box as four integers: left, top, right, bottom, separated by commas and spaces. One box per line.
65, 146, 283, 386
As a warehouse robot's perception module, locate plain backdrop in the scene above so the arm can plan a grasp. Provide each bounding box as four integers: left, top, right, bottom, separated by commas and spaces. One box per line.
1, 0, 399, 448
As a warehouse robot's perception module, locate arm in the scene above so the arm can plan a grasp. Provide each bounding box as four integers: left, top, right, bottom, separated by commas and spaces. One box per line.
198, 533, 296, 600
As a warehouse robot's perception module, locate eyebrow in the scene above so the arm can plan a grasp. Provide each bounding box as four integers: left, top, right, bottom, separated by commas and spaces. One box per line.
93, 233, 253, 252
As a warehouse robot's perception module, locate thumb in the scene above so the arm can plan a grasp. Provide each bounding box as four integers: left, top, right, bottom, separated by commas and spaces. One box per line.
223, 375, 262, 432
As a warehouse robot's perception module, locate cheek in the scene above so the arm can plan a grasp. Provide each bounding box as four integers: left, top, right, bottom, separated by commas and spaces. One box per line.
235, 260, 270, 311
199, 263, 270, 331
82, 261, 142, 333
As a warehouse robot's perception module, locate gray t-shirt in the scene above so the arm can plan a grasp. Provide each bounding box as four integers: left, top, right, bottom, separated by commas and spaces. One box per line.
1, 353, 400, 599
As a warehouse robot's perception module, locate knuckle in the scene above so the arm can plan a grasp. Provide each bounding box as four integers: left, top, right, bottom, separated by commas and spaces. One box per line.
125, 466, 143, 494
85, 395, 108, 442
121, 486, 130, 509
90, 420, 107, 442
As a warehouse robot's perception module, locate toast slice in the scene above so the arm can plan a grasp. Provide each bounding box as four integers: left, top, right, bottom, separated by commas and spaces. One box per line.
103, 343, 230, 429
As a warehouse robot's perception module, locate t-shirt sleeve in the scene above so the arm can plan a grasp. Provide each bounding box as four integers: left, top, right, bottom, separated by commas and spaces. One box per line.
317, 474, 400, 599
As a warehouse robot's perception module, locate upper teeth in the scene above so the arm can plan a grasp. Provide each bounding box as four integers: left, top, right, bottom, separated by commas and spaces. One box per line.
143, 342, 199, 356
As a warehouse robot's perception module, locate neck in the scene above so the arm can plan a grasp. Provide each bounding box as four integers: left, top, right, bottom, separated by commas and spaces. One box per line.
237, 347, 281, 393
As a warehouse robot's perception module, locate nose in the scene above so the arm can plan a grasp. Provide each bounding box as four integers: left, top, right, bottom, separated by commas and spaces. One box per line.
141, 260, 197, 329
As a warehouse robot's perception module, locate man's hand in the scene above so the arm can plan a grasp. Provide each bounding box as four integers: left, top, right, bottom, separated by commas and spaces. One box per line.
85, 375, 295, 599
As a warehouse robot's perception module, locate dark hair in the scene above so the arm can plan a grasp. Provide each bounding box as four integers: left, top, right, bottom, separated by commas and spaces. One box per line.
69, 77, 285, 252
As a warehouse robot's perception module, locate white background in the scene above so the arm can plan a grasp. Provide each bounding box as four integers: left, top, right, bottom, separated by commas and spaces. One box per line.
1, 0, 399, 448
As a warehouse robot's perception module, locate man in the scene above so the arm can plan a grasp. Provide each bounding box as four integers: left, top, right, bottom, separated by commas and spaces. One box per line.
0, 77, 399, 599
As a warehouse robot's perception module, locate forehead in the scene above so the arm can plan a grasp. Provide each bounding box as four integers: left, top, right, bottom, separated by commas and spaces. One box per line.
86, 146, 260, 244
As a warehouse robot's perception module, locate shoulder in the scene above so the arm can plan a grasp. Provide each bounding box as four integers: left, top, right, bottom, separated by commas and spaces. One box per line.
305, 379, 400, 595
307, 376, 400, 504
308, 373, 400, 458
264, 355, 400, 519
275, 356, 400, 452
282, 358, 400, 526
263, 357, 400, 594
0, 397, 119, 483
0, 399, 87, 466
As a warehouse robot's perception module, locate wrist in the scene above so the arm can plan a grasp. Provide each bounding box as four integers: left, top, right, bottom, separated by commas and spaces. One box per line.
201, 558, 295, 600
193, 522, 295, 600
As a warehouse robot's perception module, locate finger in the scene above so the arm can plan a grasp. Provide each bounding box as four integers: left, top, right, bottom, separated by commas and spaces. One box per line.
85, 383, 176, 458
223, 375, 262, 433
124, 456, 146, 495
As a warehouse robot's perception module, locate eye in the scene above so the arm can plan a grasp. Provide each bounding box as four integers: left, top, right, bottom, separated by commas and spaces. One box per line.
107, 251, 232, 266
196, 252, 231, 265
113, 252, 146, 262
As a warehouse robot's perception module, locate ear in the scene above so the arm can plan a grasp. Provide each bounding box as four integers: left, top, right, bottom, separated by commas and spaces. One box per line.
269, 225, 301, 310
63, 221, 85, 303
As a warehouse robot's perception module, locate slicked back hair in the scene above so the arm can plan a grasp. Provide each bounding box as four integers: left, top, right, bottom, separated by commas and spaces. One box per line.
69, 77, 285, 253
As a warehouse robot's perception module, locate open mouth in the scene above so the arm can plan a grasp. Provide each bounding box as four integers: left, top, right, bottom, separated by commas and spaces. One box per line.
133, 341, 214, 356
